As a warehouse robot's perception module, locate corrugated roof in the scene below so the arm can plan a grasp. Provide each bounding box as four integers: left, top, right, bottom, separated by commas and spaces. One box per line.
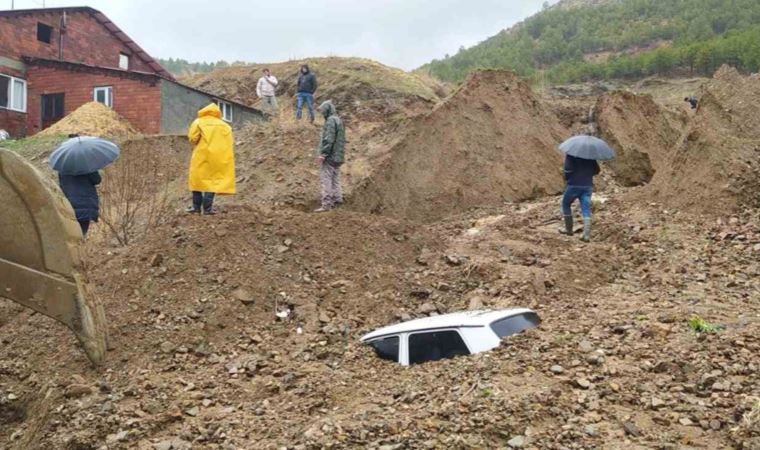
0, 6, 175, 80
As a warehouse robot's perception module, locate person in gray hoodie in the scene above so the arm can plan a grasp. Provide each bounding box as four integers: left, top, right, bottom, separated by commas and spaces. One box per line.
314, 101, 346, 212
296, 64, 318, 123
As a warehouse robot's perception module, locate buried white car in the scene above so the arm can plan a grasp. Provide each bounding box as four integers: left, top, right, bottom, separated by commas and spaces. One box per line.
360, 309, 540, 366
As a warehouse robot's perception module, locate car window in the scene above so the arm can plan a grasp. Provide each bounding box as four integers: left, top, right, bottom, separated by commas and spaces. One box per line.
408, 330, 470, 365
490, 312, 541, 338
369, 336, 400, 362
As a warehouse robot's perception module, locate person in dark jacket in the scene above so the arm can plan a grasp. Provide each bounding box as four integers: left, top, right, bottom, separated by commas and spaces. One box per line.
59, 171, 102, 237
314, 101, 346, 212
560, 155, 600, 242
296, 64, 318, 123
684, 96, 699, 109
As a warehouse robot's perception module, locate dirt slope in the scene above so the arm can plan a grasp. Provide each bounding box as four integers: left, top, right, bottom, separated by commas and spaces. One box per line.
595, 91, 686, 186
350, 70, 569, 221
648, 66, 760, 214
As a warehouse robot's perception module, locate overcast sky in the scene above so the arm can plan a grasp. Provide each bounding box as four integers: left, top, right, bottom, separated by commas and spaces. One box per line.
8, 0, 556, 70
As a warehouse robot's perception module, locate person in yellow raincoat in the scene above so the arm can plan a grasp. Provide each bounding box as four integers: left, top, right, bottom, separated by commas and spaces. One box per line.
186, 103, 236, 215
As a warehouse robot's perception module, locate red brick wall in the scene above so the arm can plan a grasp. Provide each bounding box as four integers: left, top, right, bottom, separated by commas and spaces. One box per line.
26, 65, 162, 135
0, 109, 27, 138
0, 10, 155, 73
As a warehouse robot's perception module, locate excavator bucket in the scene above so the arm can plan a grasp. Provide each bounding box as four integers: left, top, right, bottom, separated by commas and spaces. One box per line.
0, 149, 107, 366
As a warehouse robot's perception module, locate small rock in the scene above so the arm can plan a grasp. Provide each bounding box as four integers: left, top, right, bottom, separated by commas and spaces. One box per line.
64, 384, 93, 398
609, 382, 621, 392
318, 312, 331, 324
185, 406, 199, 417
583, 425, 598, 437
153, 441, 172, 450
417, 303, 438, 314
7, 393, 17, 400
149, 253, 164, 267
651, 397, 665, 409
445, 255, 463, 266
679, 418, 694, 426
711, 381, 730, 392
576, 378, 591, 389
578, 340, 594, 352
623, 421, 640, 437
159, 341, 175, 354
709, 420, 721, 430
550, 365, 565, 375
507, 435, 526, 448
232, 288, 255, 305
275, 245, 289, 254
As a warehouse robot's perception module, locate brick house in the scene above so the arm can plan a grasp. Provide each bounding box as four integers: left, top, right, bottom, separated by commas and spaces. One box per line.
0, 7, 262, 138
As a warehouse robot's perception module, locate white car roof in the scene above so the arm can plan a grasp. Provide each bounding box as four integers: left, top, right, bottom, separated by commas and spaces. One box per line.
360, 308, 535, 342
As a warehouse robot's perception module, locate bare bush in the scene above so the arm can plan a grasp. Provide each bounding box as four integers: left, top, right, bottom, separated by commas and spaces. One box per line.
99, 138, 186, 246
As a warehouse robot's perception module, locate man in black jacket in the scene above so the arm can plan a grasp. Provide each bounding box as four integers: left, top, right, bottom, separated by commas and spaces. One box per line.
560, 155, 600, 242
59, 171, 101, 237
296, 64, 318, 123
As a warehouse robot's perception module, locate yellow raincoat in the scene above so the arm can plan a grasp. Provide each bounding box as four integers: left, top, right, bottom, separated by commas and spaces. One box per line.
188, 104, 236, 194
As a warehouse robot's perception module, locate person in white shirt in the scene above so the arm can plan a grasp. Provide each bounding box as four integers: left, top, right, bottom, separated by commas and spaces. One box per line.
256, 68, 279, 116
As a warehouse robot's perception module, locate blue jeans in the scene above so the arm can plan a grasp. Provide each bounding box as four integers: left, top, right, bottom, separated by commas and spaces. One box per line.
192, 191, 215, 212
562, 186, 593, 218
296, 93, 315, 121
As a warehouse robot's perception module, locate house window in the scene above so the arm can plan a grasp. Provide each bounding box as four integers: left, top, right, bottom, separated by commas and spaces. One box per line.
37, 22, 53, 44
0, 74, 27, 113
94, 86, 113, 108
119, 53, 130, 70
215, 100, 232, 122
41, 93, 65, 122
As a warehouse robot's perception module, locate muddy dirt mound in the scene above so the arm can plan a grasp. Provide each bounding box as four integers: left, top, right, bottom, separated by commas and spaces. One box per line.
596, 91, 685, 186
648, 66, 760, 213
350, 70, 569, 221
184, 57, 446, 124
38, 102, 139, 138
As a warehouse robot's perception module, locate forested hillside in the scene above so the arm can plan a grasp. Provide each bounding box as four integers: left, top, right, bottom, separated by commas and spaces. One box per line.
157, 58, 247, 77
421, 0, 760, 83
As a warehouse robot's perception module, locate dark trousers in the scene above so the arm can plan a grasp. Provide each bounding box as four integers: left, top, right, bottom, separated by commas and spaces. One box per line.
192, 191, 216, 212
78, 220, 90, 237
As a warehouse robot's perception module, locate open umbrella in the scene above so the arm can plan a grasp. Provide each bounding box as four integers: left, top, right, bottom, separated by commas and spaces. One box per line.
559, 135, 616, 161
49, 136, 120, 176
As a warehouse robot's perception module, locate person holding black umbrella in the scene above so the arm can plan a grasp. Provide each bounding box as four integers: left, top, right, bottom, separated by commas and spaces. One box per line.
50, 134, 121, 237
558, 135, 615, 243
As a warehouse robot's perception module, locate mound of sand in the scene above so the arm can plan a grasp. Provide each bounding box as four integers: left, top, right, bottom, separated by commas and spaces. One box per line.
350, 70, 569, 221
39, 102, 138, 138
648, 66, 760, 213
595, 91, 685, 186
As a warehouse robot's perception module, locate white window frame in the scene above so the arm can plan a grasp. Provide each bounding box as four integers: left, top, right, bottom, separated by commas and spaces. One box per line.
216, 100, 233, 122
0, 74, 27, 113
118, 53, 130, 70
93, 86, 113, 108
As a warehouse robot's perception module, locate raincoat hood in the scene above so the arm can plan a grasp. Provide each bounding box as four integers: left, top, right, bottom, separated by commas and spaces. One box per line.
319, 101, 336, 119
198, 103, 222, 119
301, 64, 310, 74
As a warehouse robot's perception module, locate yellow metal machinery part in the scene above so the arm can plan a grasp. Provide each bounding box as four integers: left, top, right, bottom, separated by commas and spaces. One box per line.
0, 149, 107, 366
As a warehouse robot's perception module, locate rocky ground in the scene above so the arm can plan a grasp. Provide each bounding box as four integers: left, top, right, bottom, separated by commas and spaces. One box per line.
1, 67, 759, 449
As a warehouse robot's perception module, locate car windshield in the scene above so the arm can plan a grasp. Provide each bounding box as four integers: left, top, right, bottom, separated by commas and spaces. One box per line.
490, 312, 541, 338
408, 330, 470, 365
369, 336, 400, 362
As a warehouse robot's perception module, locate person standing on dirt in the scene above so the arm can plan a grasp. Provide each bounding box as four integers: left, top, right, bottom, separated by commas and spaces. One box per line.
684, 96, 699, 110
296, 64, 318, 123
59, 171, 102, 237
257, 68, 279, 116
315, 101, 346, 212
560, 155, 600, 242
186, 103, 236, 215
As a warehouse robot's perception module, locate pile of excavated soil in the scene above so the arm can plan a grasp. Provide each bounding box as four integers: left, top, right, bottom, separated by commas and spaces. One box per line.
595, 91, 686, 186
38, 102, 139, 138
183, 57, 446, 124
648, 66, 760, 213
350, 70, 569, 222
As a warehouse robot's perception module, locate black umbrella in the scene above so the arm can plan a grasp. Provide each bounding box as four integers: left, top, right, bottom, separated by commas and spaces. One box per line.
49, 136, 120, 176
559, 135, 616, 161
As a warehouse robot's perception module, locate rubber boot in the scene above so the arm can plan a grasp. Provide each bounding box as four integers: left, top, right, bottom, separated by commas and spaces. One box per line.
581, 218, 592, 242
559, 215, 573, 235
